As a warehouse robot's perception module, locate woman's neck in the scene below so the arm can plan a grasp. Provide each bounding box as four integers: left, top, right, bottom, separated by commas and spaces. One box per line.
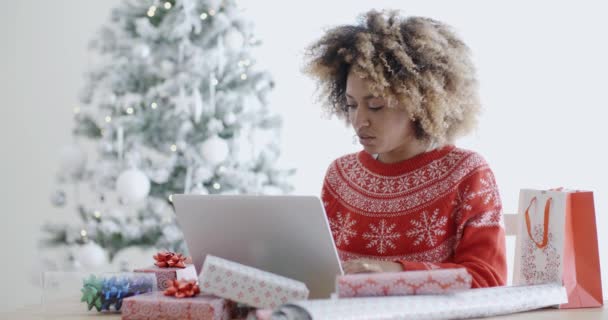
376, 141, 433, 164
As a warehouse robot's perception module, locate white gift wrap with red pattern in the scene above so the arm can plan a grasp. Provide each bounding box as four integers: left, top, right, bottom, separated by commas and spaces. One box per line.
273, 283, 567, 320
336, 268, 472, 298
199, 255, 309, 309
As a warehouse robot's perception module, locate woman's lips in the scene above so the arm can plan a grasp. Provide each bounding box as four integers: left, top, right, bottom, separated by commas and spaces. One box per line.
358, 136, 375, 146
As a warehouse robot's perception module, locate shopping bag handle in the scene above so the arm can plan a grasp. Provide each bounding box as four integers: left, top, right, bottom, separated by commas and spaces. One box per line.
524, 197, 552, 249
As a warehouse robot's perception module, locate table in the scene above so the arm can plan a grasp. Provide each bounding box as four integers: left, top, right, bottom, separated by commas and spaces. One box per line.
2, 303, 605, 320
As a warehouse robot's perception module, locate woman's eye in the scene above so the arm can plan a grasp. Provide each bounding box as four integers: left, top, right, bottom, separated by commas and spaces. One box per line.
369, 106, 384, 111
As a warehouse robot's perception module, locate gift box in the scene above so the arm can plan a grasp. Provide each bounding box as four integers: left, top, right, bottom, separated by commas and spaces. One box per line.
79, 272, 157, 312
134, 264, 197, 290
199, 255, 309, 309
134, 251, 197, 290
122, 291, 231, 320
336, 268, 472, 298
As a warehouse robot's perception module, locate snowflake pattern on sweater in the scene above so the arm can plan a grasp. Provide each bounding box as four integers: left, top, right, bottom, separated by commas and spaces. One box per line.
322, 145, 507, 288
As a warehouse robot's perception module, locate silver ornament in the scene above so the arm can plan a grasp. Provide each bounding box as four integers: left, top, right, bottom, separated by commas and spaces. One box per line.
51, 190, 67, 207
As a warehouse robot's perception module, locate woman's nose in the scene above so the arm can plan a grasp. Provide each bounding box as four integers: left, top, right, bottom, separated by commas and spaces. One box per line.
352, 108, 370, 130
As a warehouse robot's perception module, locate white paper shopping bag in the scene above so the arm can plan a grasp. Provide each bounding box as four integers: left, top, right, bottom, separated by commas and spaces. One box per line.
513, 189, 603, 309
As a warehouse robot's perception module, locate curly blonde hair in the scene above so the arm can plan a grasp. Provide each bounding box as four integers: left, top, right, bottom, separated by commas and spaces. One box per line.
303, 10, 481, 145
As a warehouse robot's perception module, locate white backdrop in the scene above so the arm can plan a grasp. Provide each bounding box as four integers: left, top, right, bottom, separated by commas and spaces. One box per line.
1, 0, 606, 311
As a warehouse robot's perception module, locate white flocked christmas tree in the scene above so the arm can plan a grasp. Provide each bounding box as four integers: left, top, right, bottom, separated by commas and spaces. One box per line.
41, 0, 294, 272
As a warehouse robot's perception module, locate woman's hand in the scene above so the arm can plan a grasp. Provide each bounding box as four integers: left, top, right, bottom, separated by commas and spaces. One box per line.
342, 258, 403, 274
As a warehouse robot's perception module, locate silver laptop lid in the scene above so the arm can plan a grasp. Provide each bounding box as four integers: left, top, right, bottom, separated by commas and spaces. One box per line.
173, 194, 343, 299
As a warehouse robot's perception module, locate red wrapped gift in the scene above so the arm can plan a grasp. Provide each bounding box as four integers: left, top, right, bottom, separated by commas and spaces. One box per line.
122, 292, 231, 320
336, 268, 472, 298
134, 251, 197, 290
134, 264, 197, 290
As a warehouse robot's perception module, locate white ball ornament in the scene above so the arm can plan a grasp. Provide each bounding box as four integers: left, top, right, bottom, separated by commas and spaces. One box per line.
116, 168, 151, 203
133, 43, 150, 58
200, 135, 229, 165
224, 28, 245, 52
72, 242, 109, 269
59, 145, 87, 175
223, 112, 236, 126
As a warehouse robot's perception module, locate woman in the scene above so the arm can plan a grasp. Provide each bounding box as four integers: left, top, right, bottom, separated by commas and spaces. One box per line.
304, 10, 506, 287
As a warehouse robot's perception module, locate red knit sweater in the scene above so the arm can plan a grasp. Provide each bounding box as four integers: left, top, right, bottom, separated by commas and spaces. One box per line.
321, 145, 507, 288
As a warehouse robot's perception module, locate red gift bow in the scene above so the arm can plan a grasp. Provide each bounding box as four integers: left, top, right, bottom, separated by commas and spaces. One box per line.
163, 279, 201, 298
153, 251, 188, 268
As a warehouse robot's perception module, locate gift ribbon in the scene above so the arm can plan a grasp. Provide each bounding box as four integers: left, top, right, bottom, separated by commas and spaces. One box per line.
154, 251, 188, 268
163, 279, 200, 298
524, 196, 552, 249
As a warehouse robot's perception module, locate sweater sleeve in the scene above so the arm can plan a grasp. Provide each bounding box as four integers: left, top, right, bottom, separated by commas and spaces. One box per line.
396, 167, 508, 288
320, 162, 338, 215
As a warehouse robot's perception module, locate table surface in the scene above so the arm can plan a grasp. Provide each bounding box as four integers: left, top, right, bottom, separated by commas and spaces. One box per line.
1, 303, 605, 320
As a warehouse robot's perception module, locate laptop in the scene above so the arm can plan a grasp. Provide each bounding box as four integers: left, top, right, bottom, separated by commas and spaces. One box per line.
172, 194, 344, 299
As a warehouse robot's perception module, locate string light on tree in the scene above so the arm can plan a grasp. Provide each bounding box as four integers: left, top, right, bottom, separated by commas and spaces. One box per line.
147, 5, 157, 17
126, 107, 134, 115
213, 182, 221, 190
105, 116, 112, 123
150, 102, 158, 109
93, 210, 101, 219
163, 2, 172, 10
200, 13, 208, 20
170, 144, 178, 152
208, 9, 216, 16
238, 59, 251, 67
240, 73, 247, 80
168, 194, 173, 203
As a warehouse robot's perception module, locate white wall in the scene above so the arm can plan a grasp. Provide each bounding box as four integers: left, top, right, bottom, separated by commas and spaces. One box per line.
0, 0, 122, 311
1, 0, 606, 311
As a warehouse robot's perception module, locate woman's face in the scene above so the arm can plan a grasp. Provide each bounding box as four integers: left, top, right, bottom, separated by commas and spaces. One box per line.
345, 71, 423, 163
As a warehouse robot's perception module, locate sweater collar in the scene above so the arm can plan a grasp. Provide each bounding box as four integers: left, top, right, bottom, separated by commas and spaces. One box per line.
358, 145, 456, 176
